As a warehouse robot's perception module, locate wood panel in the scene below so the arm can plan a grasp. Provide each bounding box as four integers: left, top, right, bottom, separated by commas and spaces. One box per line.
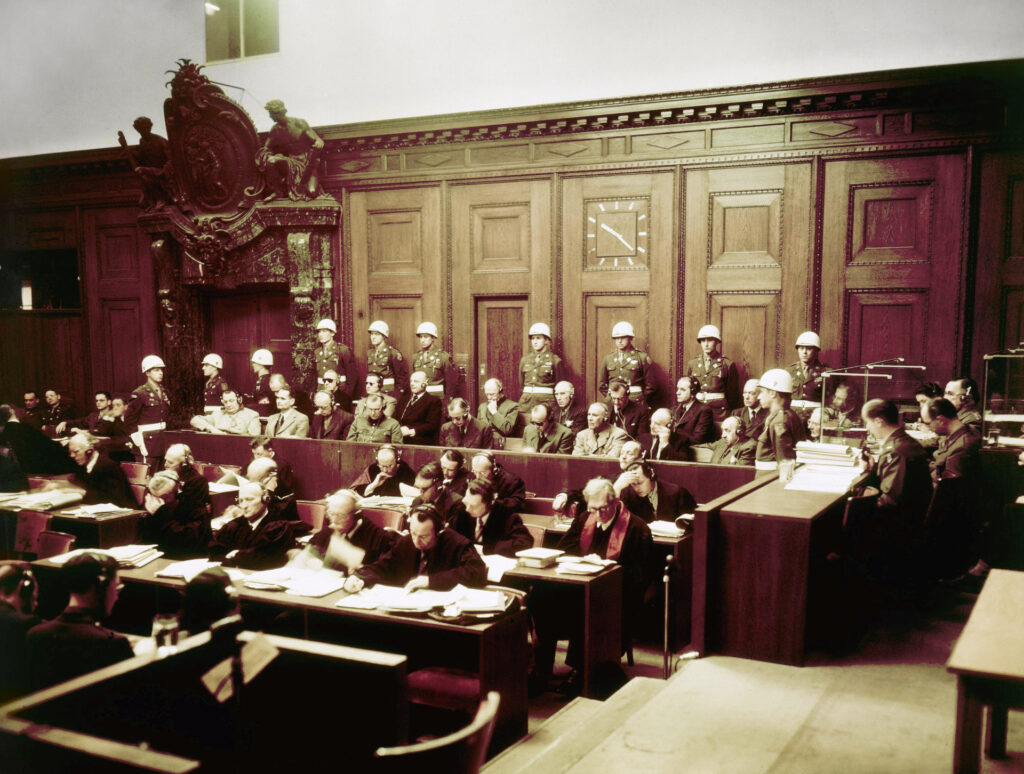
349, 186, 442, 376
209, 289, 293, 390
0, 312, 84, 409
684, 163, 812, 383
451, 180, 552, 403
821, 154, 967, 383
562, 172, 674, 406
81, 206, 156, 399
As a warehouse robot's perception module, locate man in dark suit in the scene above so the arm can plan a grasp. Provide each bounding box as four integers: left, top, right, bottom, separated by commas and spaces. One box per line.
438, 397, 494, 449
397, 371, 443, 445
553, 381, 587, 436
451, 478, 534, 557
605, 379, 649, 440
731, 378, 767, 442
349, 445, 416, 497
470, 451, 526, 512
708, 416, 756, 466
310, 390, 354, 440
64, 432, 136, 508
346, 505, 487, 592
308, 490, 397, 573
439, 449, 473, 496
671, 375, 716, 445
616, 461, 697, 522
208, 481, 293, 570
409, 461, 463, 526
638, 408, 692, 462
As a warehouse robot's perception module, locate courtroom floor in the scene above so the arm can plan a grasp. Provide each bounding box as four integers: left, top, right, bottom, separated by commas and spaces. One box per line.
520, 585, 1024, 773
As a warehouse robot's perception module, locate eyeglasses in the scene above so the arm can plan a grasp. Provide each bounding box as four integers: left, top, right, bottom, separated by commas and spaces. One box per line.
325, 378, 336, 383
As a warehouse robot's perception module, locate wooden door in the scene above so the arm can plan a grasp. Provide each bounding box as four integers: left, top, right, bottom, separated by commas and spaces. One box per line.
562, 172, 675, 407
209, 288, 291, 391
683, 163, 813, 386
451, 180, 552, 405
821, 153, 967, 396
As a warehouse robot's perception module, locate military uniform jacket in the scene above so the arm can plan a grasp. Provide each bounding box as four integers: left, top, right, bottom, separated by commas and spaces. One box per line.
450, 503, 534, 558
366, 344, 409, 396
685, 354, 740, 411
605, 399, 649, 441
26, 608, 134, 691
125, 383, 170, 433
931, 424, 982, 483
356, 529, 487, 591
477, 398, 520, 439
599, 347, 655, 402
671, 400, 715, 446
518, 351, 565, 409
19, 406, 44, 430
786, 360, 829, 403
248, 372, 274, 417
41, 400, 74, 429
310, 407, 354, 440
522, 421, 575, 454
346, 415, 404, 444
553, 401, 588, 436
732, 405, 768, 441
414, 346, 458, 397
957, 407, 982, 434
203, 375, 230, 409
265, 407, 310, 438
572, 425, 630, 458
755, 407, 807, 464
439, 417, 495, 450
354, 393, 397, 419
866, 427, 932, 523
63, 410, 127, 438
316, 340, 358, 397
199, 407, 261, 435
709, 437, 757, 466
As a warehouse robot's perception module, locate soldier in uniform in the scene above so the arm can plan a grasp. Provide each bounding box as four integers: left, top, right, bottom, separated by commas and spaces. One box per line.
786, 331, 829, 423
201, 353, 230, 414
413, 321, 458, 406
41, 389, 75, 435
366, 320, 409, 400
943, 378, 982, 433
518, 322, 565, 419
599, 321, 655, 406
754, 368, 807, 473
248, 349, 275, 417
125, 355, 170, 436
686, 324, 739, 421
314, 319, 358, 411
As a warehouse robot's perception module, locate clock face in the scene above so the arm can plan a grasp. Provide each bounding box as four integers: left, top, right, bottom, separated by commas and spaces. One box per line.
585, 198, 649, 269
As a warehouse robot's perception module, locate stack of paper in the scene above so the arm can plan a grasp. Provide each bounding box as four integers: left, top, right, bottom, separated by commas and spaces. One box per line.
63, 503, 133, 518
242, 567, 346, 598
649, 520, 685, 538
555, 555, 615, 575
358, 495, 413, 509
156, 558, 228, 582
1, 489, 84, 511
784, 464, 863, 493
795, 441, 860, 466
482, 554, 518, 581
48, 544, 163, 568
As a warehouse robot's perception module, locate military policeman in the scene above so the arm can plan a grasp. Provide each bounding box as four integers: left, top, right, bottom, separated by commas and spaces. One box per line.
125, 355, 170, 436
754, 368, 808, 473
685, 324, 739, 421
518, 323, 565, 418
314, 318, 358, 410
413, 321, 457, 404
599, 321, 655, 406
201, 353, 230, 414
248, 349, 275, 417
786, 331, 829, 421
366, 320, 409, 400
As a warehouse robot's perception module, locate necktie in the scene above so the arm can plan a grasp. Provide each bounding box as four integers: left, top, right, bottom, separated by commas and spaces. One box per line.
475, 520, 483, 542
651, 438, 660, 458
418, 551, 428, 575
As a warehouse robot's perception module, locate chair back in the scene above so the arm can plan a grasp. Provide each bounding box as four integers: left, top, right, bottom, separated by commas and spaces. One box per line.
14, 510, 51, 557
120, 461, 150, 484
525, 523, 546, 548
296, 500, 327, 530
363, 508, 405, 531
37, 530, 76, 559
841, 491, 880, 529
374, 691, 500, 774
130, 483, 147, 508
503, 437, 524, 452
197, 462, 242, 483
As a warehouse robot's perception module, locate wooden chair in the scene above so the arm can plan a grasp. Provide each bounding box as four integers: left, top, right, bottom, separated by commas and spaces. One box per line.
130, 483, 147, 508
524, 523, 546, 548
120, 461, 150, 484
296, 500, 327, 531
14, 511, 51, 558
374, 691, 499, 774
197, 462, 241, 483
37, 530, 76, 559
363, 508, 405, 531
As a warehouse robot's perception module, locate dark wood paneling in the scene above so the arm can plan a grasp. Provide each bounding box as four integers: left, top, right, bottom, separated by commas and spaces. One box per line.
209, 289, 292, 391
476, 300, 526, 403
0, 312, 85, 408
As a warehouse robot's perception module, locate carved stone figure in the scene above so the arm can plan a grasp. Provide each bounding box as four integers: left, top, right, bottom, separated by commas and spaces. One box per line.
256, 100, 324, 201
118, 117, 174, 211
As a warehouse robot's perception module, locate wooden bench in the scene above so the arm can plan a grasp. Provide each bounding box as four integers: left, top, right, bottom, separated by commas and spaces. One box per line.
946, 569, 1024, 773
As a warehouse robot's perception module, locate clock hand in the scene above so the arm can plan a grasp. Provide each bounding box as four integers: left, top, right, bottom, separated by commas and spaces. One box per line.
600, 222, 634, 251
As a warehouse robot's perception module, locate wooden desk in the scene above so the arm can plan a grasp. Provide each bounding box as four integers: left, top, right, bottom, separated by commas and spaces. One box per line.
503, 562, 623, 698
0, 507, 141, 556
947, 569, 1024, 773
110, 558, 529, 754
695, 476, 854, 665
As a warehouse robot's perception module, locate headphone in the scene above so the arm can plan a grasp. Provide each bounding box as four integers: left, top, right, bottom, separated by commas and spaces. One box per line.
0, 562, 37, 609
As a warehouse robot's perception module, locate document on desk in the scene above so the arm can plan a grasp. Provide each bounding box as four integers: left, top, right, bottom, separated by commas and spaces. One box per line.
243, 567, 346, 597
157, 558, 224, 582
555, 555, 615, 575
783, 465, 862, 493
62, 503, 133, 518
482, 554, 517, 582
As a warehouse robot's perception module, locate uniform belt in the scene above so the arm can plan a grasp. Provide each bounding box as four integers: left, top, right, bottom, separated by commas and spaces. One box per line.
203, 406, 220, 415
138, 422, 166, 433
697, 392, 725, 401
425, 384, 444, 394
382, 378, 395, 387
522, 386, 554, 394
628, 385, 643, 395
755, 460, 779, 471
791, 400, 821, 409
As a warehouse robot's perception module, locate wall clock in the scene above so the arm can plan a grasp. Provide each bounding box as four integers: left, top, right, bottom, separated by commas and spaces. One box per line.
585, 198, 649, 269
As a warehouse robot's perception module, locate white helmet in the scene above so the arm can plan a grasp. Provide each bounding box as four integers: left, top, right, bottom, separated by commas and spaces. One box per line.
251, 349, 274, 366
316, 318, 337, 334
795, 331, 821, 349
141, 355, 165, 373
201, 353, 223, 370
697, 324, 721, 341
529, 322, 552, 339
416, 321, 439, 338
611, 321, 635, 339
759, 368, 794, 394
368, 320, 390, 338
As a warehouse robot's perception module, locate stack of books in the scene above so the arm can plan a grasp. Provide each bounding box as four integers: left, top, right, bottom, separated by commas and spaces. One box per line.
794, 441, 860, 466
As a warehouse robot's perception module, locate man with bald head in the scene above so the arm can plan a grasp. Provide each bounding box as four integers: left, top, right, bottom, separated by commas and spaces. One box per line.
396, 371, 443, 445
731, 378, 767, 441
308, 490, 396, 573
244, 456, 299, 524
310, 390, 353, 440
572, 403, 629, 457
476, 378, 520, 446
552, 381, 587, 436
350, 445, 416, 498
163, 442, 211, 518
709, 416, 757, 466
347, 394, 403, 443
522, 404, 574, 454
208, 481, 293, 570
638, 408, 691, 461
60, 433, 135, 508
471, 452, 526, 513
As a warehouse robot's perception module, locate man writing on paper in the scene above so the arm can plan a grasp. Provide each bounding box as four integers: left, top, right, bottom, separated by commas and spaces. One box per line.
308, 490, 397, 573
